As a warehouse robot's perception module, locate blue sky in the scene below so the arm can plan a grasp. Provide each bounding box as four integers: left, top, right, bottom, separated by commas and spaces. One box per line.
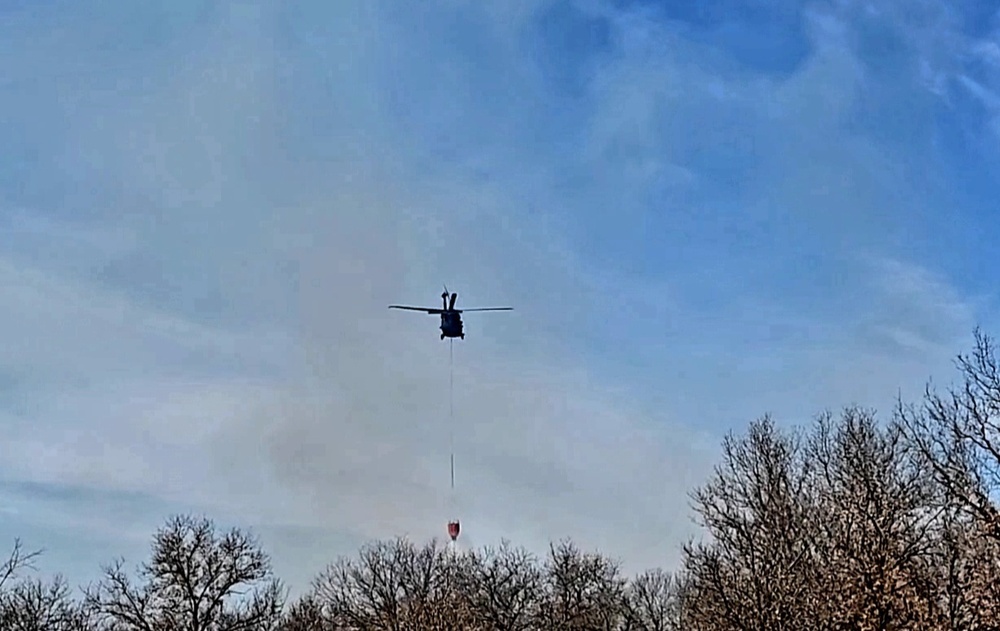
0, 0, 999, 597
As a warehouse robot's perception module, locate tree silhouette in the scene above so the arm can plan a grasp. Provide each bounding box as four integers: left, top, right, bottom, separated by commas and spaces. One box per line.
83, 514, 284, 631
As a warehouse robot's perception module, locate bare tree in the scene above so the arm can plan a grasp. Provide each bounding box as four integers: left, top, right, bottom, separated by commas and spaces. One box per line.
457, 540, 541, 631
309, 537, 460, 630
620, 568, 681, 631
681, 415, 819, 631
83, 514, 284, 631
891, 328, 1000, 629
278, 595, 331, 631
534, 540, 626, 630
0, 574, 95, 631
806, 407, 941, 630
0, 541, 94, 631
898, 327, 1000, 537
927, 505, 1000, 630
0, 539, 42, 592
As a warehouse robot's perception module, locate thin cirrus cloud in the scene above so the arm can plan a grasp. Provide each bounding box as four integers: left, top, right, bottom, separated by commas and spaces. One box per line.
0, 0, 997, 596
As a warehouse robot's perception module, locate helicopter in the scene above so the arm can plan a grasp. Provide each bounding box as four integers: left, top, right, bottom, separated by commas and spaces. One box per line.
389, 286, 512, 339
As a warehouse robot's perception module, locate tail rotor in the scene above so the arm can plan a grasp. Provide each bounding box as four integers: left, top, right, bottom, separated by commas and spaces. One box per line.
442, 285, 458, 310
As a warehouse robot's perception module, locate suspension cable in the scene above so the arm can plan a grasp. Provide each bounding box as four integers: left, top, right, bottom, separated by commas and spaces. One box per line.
449, 338, 455, 491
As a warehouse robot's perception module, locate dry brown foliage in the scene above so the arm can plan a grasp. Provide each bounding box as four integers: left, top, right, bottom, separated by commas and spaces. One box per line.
298, 537, 678, 630
899, 328, 1000, 535
806, 408, 940, 630
678, 392, 1000, 631
681, 416, 819, 631
894, 328, 1000, 630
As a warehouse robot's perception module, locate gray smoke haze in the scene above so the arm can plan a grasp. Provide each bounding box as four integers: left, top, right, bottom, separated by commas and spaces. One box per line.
0, 0, 995, 597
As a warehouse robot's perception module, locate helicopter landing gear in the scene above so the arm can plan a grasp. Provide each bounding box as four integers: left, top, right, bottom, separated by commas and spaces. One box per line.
460, 333, 464, 339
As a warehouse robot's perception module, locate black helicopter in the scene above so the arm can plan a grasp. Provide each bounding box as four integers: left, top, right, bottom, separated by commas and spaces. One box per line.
389, 286, 512, 339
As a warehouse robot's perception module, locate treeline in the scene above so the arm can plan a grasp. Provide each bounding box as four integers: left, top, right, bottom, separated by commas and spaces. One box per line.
4, 330, 1000, 630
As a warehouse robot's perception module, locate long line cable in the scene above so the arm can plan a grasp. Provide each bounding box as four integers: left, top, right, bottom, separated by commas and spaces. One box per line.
449, 338, 455, 491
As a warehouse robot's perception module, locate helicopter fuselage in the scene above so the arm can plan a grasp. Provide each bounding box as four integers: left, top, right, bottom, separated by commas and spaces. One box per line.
440, 311, 464, 339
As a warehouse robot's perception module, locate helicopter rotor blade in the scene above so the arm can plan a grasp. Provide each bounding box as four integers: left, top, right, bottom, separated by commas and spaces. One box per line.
388, 305, 445, 314
458, 307, 513, 312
